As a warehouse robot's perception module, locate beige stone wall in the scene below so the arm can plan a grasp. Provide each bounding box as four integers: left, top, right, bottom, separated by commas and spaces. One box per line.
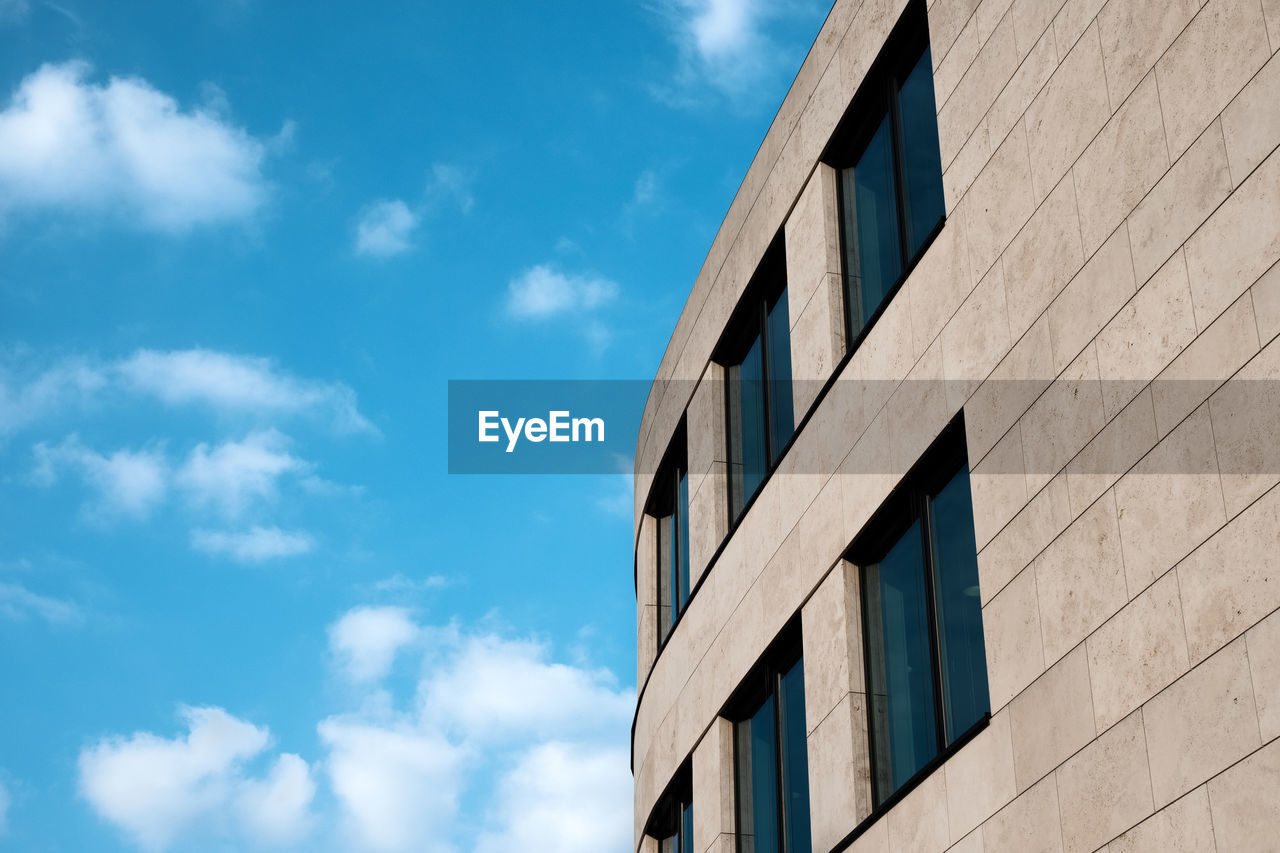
633, 0, 1280, 848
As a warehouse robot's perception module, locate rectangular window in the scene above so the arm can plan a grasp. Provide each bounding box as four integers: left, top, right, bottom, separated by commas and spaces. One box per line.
650, 771, 694, 853
829, 0, 945, 345
723, 238, 794, 523
733, 640, 811, 853
854, 421, 989, 804
654, 427, 692, 646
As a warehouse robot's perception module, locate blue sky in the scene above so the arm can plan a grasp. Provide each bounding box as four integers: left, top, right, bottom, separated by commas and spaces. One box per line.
0, 1, 830, 850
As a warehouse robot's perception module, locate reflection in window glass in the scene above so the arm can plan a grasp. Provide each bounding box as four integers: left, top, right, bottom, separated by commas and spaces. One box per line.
766, 294, 795, 464
728, 337, 768, 520
929, 467, 989, 740
655, 454, 692, 647
778, 659, 811, 853
898, 48, 945, 257
842, 114, 902, 335
837, 33, 946, 346
860, 456, 990, 806
864, 520, 938, 795
735, 653, 811, 853
736, 695, 780, 853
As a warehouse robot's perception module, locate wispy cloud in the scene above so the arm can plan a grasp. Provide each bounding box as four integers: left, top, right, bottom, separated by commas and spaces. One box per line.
32, 436, 168, 521
504, 265, 619, 321
368, 573, 449, 596
0, 776, 8, 836
78, 706, 315, 851
0, 62, 273, 230
1, 348, 375, 438
352, 161, 475, 259
424, 162, 475, 214
652, 0, 816, 106
190, 526, 314, 563
0, 580, 80, 624
117, 349, 374, 434
354, 199, 418, 258
177, 430, 306, 518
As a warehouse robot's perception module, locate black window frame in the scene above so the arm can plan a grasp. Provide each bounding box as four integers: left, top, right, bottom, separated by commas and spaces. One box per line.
651, 421, 692, 652
728, 624, 811, 853
847, 417, 990, 811
719, 235, 794, 527
824, 0, 946, 357
646, 764, 694, 853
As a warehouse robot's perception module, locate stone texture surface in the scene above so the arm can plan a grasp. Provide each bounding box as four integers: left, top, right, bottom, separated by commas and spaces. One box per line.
981, 775, 1064, 853
1055, 711, 1155, 853
1009, 645, 1095, 791
1142, 637, 1262, 807
1205, 737, 1280, 853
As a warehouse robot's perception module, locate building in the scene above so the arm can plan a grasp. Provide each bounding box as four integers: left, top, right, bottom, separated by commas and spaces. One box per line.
632, 0, 1280, 849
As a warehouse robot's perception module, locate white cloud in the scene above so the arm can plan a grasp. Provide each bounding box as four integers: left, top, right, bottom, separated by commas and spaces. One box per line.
318, 611, 634, 852
329, 606, 419, 682
318, 719, 463, 853
655, 0, 812, 103
0, 777, 9, 835
474, 742, 633, 853
504, 265, 619, 320
33, 435, 168, 520
0, 62, 269, 230
631, 169, 658, 207
235, 754, 316, 846
1, 349, 373, 438
79, 614, 633, 852
177, 430, 306, 517
425, 163, 474, 214
0, 580, 81, 624
78, 705, 314, 851
418, 632, 633, 742
354, 199, 418, 258
369, 573, 448, 596
117, 349, 373, 434
0, 357, 108, 437
191, 526, 314, 563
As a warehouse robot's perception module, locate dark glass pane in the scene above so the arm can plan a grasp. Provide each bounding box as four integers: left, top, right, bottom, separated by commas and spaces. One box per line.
864, 520, 939, 799
657, 513, 673, 643
765, 293, 795, 463
681, 801, 694, 853
897, 48, 946, 257
678, 468, 691, 608
929, 466, 990, 742
778, 659, 812, 853
735, 697, 779, 853
841, 114, 902, 339
728, 336, 768, 520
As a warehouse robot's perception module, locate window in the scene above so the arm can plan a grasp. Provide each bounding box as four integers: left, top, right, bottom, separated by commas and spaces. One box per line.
733, 636, 811, 853
852, 420, 989, 805
828, 0, 945, 346
654, 427, 692, 646
649, 772, 694, 853
723, 238, 794, 523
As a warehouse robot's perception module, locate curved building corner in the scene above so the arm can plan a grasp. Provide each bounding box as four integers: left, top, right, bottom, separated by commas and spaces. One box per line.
633, 0, 1280, 850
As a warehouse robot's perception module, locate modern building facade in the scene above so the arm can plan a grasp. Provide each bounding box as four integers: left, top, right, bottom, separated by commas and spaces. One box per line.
632, 0, 1280, 849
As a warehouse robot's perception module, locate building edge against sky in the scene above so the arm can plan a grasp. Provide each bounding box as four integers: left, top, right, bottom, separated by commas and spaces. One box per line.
632, 0, 1280, 849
